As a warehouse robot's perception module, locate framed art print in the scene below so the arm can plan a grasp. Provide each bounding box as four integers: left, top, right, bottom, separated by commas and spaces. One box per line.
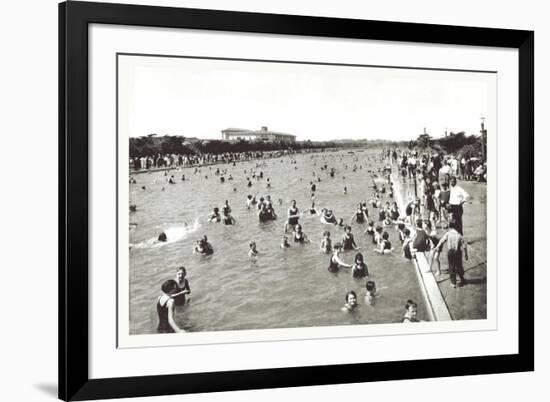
59, 1, 534, 400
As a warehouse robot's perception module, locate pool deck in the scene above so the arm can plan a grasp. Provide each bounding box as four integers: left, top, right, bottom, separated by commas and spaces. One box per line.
392, 171, 487, 321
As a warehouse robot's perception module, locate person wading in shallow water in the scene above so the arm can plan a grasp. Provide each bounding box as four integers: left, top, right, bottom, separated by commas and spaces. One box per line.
157, 280, 185, 333
341, 291, 358, 313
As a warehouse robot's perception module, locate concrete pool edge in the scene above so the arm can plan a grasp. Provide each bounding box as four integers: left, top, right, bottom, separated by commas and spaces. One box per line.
391, 170, 452, 322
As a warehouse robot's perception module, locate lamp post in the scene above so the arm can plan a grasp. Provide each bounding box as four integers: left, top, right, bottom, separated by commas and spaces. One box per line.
480, 116, 487, 162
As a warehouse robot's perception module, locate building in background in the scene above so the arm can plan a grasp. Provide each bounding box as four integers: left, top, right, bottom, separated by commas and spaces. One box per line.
221, 126, 296, 143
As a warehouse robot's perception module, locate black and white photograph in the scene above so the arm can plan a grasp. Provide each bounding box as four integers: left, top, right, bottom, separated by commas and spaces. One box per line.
119, 53, 493, 343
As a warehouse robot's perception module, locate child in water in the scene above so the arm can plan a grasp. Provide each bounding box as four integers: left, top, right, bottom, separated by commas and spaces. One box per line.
156, 280, 185, 333
280, 235, 291, 249
402, 299, 420, 323
248, 241, 258, 257
320, 231, 332, 253
351, 252, 369, 279
364, 281, 377, 306
374, 231, 393, 254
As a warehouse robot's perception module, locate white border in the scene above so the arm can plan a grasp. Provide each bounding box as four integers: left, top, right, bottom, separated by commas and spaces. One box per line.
90, 24, 517, 379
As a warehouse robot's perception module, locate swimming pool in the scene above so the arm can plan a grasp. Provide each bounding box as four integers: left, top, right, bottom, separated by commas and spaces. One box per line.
128, 149, 428, 334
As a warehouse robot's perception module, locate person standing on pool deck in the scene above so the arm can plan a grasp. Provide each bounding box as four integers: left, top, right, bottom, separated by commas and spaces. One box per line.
448, 176, 469, 234
433, 220, 468, 288
157, 279, 185, 333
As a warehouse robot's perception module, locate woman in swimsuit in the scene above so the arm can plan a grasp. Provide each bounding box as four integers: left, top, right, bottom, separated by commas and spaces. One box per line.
293, 224, 309, 243
349, 203, 368, 225
341, 226, 359, 251
390, 202, 400, 221
222, 210, 236, 225
157, 279, 185, 333
328, 243, 352, 273
351, 252, 369, 279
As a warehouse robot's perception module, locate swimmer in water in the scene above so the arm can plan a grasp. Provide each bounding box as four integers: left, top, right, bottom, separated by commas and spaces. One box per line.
193, 236, 213, 255
292, 224, 310, 243
351, 252, 369, 279
158, 232, 168, 242
208, 207, 221, 223
402, 299, 421, 323
349, 203, 368, 225
222, 210, 236, 225
374, 231, 393, 254
320, 230, 332, 253
285, 200, 300, 233
364, 220, 376, 243
280, 235, 291, 249
341, 226, 359, 251
156, 280, 185, 333
341, 291, 358, 313
364, 281, 377, 306
248, 241, 258, 257
328, 243, 352, 273
222, 200, 231, 215
171, 266, 191, 306
303, 202, 319, 217
320, 209, 337, 225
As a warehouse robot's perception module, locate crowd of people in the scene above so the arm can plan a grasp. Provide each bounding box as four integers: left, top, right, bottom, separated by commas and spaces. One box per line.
129, 148, 329, 172
136, 146, 483, 333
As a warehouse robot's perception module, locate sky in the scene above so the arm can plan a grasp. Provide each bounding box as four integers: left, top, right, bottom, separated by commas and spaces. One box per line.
118, 54, 495, 142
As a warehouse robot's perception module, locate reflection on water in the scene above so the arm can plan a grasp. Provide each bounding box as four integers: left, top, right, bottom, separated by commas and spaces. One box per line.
128, 149, 427, 334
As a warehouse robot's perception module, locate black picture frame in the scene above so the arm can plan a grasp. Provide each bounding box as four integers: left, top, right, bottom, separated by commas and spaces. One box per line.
59, 1, 534, 400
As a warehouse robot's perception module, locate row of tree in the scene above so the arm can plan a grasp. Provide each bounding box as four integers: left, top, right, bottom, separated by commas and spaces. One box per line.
411, 131, 483, 159
128, 131, 484, 159
129, 136, 381, 158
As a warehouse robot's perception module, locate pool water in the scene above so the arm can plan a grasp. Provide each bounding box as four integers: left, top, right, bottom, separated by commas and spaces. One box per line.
128, 149, 427, 334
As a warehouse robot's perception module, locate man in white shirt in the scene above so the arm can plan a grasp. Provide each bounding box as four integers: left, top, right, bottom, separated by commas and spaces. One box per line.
448, 176, 469, 234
